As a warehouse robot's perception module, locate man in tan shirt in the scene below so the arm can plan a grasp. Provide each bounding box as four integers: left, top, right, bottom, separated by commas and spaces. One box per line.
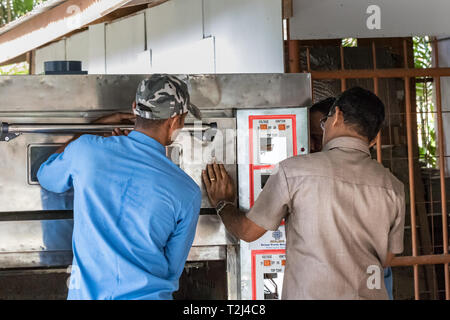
202, 86, 405, 299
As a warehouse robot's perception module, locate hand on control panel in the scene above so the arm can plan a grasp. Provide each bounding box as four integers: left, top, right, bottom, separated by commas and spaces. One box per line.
202, 163, 236, 207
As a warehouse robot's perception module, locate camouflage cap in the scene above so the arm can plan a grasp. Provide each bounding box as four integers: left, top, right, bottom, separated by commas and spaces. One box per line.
135, 74, 202, 120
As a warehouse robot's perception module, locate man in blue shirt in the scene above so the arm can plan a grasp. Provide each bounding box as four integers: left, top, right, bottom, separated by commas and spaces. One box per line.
38, 74, 202, 300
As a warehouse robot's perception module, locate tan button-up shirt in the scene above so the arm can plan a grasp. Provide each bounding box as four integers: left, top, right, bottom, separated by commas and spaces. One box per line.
246, 137, 405, 300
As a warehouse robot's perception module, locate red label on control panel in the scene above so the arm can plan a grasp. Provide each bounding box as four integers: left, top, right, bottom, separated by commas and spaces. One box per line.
251, 249, 286, 300
248, 115, 297, 207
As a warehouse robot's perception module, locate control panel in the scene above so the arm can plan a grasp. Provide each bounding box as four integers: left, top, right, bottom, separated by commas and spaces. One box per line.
237, 108, 308, 300
249, 115, 299, 206
253, 250, 286, 299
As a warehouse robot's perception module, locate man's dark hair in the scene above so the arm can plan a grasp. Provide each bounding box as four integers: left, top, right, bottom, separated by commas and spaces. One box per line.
310, 97, 335, 115
135, 116, 167, 130
330, 86, 385, 142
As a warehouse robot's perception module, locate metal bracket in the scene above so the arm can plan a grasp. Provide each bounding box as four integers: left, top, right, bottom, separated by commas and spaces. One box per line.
0, 122, 20, 142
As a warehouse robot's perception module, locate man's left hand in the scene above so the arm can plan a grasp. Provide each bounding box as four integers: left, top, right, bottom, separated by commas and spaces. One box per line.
202, 163, 236, 207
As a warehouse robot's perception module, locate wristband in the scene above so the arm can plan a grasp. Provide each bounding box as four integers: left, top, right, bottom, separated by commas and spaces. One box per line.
215, 200, 234, 218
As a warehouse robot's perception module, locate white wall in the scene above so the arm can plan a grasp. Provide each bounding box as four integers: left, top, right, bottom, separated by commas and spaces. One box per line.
150, 37, 216, 74
35, 39, 66, 74
105, 13, 150, 74
88, 23, 106, 74
66, 31, 89, 70
290, 0, 450, 40
35, 0, 284, 75
147, 0, 284, 74
204, 0, 284, 73
146, 0, 213, 73
146, 0, 204, 53
34, 30, 90, 75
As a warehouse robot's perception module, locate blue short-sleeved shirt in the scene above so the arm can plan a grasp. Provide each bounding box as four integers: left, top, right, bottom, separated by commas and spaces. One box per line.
37, 131, 201, 300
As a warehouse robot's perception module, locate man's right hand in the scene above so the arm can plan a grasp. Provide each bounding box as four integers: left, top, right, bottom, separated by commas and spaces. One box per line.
93, 113, 136, 125
111, 128, 131, 136
93, 112, 135, 137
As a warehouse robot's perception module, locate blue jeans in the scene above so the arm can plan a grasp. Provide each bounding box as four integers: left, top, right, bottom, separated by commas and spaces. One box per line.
384, 267, 393, 300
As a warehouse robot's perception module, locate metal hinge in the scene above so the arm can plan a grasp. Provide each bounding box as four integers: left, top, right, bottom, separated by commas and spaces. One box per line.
0, 122, 20, 142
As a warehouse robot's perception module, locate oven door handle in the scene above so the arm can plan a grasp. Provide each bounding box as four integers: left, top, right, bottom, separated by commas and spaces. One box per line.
0, 122, 217, 142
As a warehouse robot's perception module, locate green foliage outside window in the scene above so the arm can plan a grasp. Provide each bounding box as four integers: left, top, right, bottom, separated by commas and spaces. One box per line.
413, 36, 437, 168
0, 0, 47, 27
0, 1, 43, 75
342, 38, 357, 47
0, 61, 29, 74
